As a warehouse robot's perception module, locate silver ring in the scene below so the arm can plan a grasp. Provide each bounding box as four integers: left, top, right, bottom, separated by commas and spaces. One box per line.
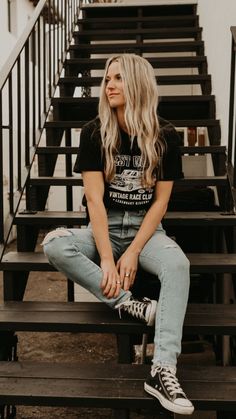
125, 273, 130, 277
116, 281, 121, 284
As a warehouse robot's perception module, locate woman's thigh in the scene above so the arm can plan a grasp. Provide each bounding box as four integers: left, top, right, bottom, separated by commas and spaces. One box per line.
138, 228, 189, 277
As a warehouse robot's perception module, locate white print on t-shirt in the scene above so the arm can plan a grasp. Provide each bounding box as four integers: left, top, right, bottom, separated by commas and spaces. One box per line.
109, 154, 154, 208
114, 155, 143, 168
110, 170, 143, 192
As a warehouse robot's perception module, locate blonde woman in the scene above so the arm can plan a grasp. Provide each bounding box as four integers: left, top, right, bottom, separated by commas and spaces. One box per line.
43, 54, 194, 416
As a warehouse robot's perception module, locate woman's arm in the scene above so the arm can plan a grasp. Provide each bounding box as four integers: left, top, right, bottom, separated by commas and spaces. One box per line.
117, 180, 173, 290
82, 171, 121, 298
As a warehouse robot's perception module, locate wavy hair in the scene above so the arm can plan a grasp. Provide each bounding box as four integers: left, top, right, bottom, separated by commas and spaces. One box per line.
98, 54, 164, 188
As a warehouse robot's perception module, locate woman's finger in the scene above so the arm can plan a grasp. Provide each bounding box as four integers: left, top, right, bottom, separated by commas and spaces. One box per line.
101, 271, 109, 289
106, 280, 120, 298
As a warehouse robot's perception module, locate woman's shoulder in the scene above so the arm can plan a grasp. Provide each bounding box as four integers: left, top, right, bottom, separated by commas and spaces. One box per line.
158, 116, 182, 148
81, 116, 101, 137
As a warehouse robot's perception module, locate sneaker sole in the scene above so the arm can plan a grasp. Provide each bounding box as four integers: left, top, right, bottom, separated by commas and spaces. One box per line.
146, 300, 158, 326
144, 382, 194, 415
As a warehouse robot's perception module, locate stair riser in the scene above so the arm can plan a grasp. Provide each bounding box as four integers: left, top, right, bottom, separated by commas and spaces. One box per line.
59, 76, 211, 96
44, 120, 220, 131
0, 305, 235, 335
70, 43, 204, 56
0, 362, 235, 411
52, 100, 215, 121
13, 216, 236, 227
28, 178, 227, 188
82, 4, 197, 19
78, 18, 198, 31
36, 145, 226, 156
65, 58, 206, 72
73, 29, 201, 42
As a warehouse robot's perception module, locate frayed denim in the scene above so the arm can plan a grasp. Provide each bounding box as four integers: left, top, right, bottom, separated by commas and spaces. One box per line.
43, 209, 190, 367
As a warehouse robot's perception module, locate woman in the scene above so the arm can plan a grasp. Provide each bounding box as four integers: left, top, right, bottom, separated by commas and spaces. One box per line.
43, 54, 194, 416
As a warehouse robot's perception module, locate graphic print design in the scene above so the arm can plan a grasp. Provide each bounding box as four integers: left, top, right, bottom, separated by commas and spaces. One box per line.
111, 170, 144, 192
109, 154, 154, 207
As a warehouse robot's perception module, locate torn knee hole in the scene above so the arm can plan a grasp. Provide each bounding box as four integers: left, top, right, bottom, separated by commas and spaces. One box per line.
164, 244, 178, 249
41, 228, 72, 245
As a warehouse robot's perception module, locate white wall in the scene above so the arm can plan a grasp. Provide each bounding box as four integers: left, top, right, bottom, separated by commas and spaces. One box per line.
0, 0, 34, 70
197, 0, 236, 145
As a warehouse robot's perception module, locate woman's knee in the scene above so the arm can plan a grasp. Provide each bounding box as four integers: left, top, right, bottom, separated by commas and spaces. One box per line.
176, 251, 190, 272
161, 245, 190, 275
42, 228, 73, 261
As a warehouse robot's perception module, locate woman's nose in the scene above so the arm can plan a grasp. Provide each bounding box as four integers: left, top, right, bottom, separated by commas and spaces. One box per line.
107, 79, 115, 89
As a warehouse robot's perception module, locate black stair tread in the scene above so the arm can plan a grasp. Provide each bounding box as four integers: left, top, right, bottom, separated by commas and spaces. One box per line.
0, 301, 235, 335
177, 176, 227, 186
45, 119, 220, 129
14, 211, 236, 226
30, 177, 83, 186
1, 362, 235, 384
0, 361, 235, 383
163, 212, 236, 226
65, 56, 207, 69
78, 15, 197, 25
14, 211, 87, 225
45, 120, 86, 129
69, 40, 204, 54
2, 251, 236, 274
59, 74, 211, 86
36, 145, 226, 155
36, 146, 81, 154
0, 252, 55, 271
81, 3, 197, 16
73, 27, 202, 40
51, 96, 215, 122
52, 95, 214, 104
0, 362, 235, 409
28, 176, 227, 187
180, 145, 226, 154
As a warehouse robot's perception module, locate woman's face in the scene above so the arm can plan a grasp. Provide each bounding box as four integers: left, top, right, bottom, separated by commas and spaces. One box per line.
105, 60, 125, 110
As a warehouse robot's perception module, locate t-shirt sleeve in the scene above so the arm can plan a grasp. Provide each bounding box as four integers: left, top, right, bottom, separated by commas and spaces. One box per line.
159, 124, 184, 180
73, 121, 103, 173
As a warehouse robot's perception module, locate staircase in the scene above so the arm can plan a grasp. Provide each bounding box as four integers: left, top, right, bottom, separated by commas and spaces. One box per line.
0, 1, 236, 418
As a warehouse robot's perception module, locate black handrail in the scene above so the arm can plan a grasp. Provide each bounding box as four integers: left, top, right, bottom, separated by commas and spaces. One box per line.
228, 27, 236, 187
0, 0, 81, 258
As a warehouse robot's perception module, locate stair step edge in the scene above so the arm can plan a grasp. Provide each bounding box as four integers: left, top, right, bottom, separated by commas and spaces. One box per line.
2, 252, 236, 273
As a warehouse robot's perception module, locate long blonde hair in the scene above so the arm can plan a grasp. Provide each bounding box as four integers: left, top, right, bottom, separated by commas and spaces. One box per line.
98, 54, 164, 188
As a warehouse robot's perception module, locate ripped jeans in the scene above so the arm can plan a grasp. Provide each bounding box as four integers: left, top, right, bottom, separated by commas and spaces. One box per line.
42, 209, 190, 368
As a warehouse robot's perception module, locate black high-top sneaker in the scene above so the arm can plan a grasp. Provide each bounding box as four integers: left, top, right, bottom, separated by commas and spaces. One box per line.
144, 365, 194, 415
115, 297, 157, 326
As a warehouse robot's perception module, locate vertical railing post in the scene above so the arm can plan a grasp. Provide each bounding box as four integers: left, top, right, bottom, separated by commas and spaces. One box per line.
8, 74, 14, 214
228, 29, 236, 163
43, 11, 47, 115
38, 19, 42, 129
0, 0, 81, 257
24, 40, 30, 168
0, 91, 3, 245
17, 57, 22, 191
32, 28, 36, 147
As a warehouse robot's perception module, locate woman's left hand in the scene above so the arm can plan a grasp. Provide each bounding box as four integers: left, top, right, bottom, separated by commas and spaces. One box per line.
116, 250, 138, 291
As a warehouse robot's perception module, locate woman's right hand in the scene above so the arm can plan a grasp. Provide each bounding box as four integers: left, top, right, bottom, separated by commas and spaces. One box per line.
100, 258, 121, 299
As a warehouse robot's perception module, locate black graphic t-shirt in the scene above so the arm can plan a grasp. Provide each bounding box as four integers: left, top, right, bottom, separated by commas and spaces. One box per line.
73, 117, 183, 211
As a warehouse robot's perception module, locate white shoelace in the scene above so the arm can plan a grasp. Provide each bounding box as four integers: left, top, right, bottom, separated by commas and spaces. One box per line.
152, 366, 186, 397
117, 298, 149, 321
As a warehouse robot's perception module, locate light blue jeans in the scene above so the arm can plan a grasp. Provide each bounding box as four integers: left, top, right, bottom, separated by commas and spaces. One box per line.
43, 209, 190, 368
